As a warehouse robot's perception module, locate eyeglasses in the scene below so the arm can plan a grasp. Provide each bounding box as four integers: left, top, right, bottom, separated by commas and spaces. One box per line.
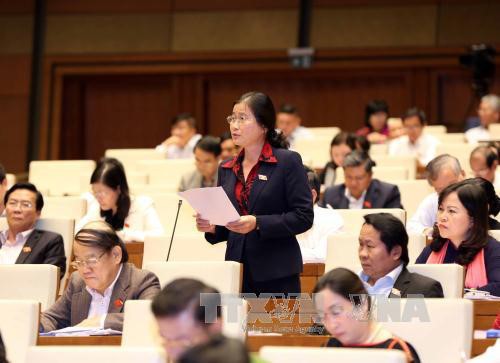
71, 251, 107, 269
6, 199, 34, 210
226, 114, 253, 126
92, 189, 111, 198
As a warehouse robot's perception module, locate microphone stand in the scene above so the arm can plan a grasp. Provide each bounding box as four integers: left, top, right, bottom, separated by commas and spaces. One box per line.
166, 199, 182, 261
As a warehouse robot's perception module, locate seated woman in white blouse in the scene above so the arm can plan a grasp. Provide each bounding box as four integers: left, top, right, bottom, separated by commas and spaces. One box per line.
77, 158, 164, 242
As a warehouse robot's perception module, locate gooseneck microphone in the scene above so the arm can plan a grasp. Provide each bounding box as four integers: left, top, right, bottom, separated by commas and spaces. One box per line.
166, 199, 182, 261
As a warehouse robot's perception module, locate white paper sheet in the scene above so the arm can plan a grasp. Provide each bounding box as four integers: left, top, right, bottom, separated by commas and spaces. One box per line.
40, 326, 122, 337
178, 187, 240, 226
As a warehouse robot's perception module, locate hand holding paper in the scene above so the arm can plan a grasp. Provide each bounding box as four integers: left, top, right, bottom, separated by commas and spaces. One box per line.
179, 187, 240, 226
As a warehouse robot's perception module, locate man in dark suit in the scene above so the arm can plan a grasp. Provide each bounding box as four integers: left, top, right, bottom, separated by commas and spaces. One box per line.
358, 213, 443, 298
0, 183, 66, 276
321, 151, 403, 209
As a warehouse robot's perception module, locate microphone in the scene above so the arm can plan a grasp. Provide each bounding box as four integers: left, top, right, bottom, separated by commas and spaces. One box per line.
166, 199, 183, 261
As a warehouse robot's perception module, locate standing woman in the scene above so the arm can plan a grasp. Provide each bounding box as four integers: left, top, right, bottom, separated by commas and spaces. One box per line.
77, 158, 164, 242
416, 181, 500, 296
196, 91, 314, 296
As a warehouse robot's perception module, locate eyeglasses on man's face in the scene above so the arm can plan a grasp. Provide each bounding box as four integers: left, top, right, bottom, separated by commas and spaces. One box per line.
71, 251, 107, 269
6, 199, 34, 210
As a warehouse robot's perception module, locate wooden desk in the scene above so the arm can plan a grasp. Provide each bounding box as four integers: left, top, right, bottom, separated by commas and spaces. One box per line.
300, 263, 325, 294
125, 242, 144, 269
37, 336, 121, 346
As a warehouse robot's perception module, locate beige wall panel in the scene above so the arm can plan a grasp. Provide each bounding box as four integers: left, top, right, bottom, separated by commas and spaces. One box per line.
45, 14, 172, 53
172, 10, 297, 51
312, 5, 437, 48
438, 3, 500, 45
0, 16, 32, 54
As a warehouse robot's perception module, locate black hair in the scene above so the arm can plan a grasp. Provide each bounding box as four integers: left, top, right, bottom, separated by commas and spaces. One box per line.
313, 267, 371, 311
90, 157, 131, 231
278, 103, 299, 115
342, 150, 376, 172
431, 181, 489, 265
4, 182, 44, 211
363, 213, 410, 266
403, 107, 427, 125
194, 136, 222, 157
364, 100, 389, 129
462, 177, 500, 217
220, 131, 232, 142
471, 145, 499, 168
172, 113, 196, 129
304, 166, 320, 200
152, 278, 222, 325
236, 92, 289, 149
178, 335, 250, 363
355, 135, 371, 153
0, 163, 5, 183
74, 224, 129, 263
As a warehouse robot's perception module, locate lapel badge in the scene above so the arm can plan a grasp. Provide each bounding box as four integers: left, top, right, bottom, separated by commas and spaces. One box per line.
22, 246, 32, 253
391, 288, 401, 296
258, 174, 267, 181
113, 299, 124, 308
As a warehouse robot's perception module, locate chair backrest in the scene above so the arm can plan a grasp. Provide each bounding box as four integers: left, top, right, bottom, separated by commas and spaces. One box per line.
130, 185, 179, 195
143, 234, 226, 266
294, 137, 332, 169
435, 143, 476, 174
406, 264, 464, 298
436, 133, 465, 143
325, 233, 360, 273
307, 127, 340, 139
394, 180, 433, 216
407, 233, 426, 263
424, 125, 447, 135
104, 148, 165, 172
335, 209, 406, 233
0, 300, 39, 363
143, 261, 241, 294
29, 160, 96, 196
259, 347, 406, 363
148, 193, 197, 234
380, 298, 473, 363
5, 173, 16, 188
370, 155, 417, 179
122, 298, 247, 347
0, 265, 58, 310
370, 143, 388, 155
137, 160, 195, 188
488, 123, 500, 138
26, 346, 165, 363
41, 196, 87, 221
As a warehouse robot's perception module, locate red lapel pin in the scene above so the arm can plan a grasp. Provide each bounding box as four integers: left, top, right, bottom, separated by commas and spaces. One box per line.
114, 299, 124, 308
363, 200, 372, 208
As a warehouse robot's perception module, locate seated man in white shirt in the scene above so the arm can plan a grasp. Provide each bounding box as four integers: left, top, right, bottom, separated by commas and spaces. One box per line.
407, 154, 465, 235
388, 107, 439, 169
470, 144, 500, 191
156, 113, 202, 159
359, 213, 443, 298
296, 167, 343, 263
276, 104, 312, 148
465, 94, 500, 144
0, 164, 7, 216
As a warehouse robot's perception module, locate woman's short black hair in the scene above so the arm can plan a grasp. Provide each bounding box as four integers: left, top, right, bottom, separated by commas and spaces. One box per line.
364, 100, 389, 129
4, 182, 44, 211
235, 91, 288, 149
304, 166, 320, 198
178, 335, 250, 363
313, 267, 371, 311
363, 213, 410, 266
194, 136, 222, 157
152, 278, 222, 325
463, 177, 500, 217
431, 181, 489, 265
90, 157, 131, 231
74, 221, 129, 263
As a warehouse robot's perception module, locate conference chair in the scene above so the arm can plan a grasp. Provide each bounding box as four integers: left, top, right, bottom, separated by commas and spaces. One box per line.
370, 143, 388, 155
325, 233, 360, 273
122, 298, 248, 347
294, 137, 332, 169
26, 346, 165, 363
148, 193, 197, 234
394, 179, 433, 217
28, 160, 96, 197
436, 133, 466, 143
335, 208, 406, 233
424, 125, 447, 135
436, 143, 476, 174
136, 159, 195, 189
41, 196, 87, 221
370, 155, 417, 179
335, 166, 409, 184
407, 233, 426, 263
380, 298, 473, 363
0, 265, 59, 310
5, 173, 16, 187
406, 264, 464, 298
130, 184, 179, 195
104, 148, 165, 173
307, 127, 340, 139
259, 347, 406, 363
143, 261, 241, 294
143, 233, 226, 266
0, 300, 39, 363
